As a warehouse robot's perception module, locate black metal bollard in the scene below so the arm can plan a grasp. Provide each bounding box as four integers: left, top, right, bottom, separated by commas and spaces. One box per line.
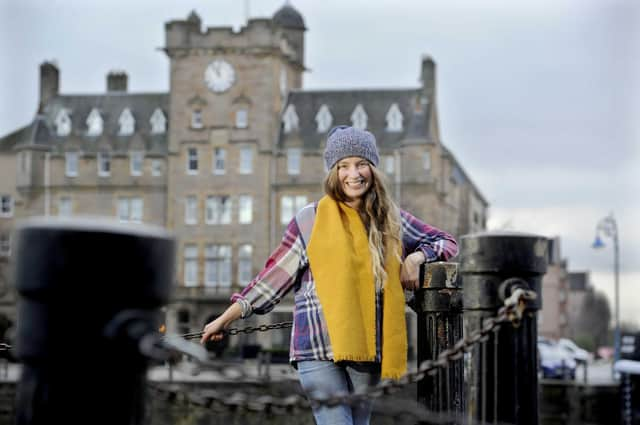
415, 261, 464, 422
12, 217, 175, 425
619, 333, 640, 425
460, 231, 547, 425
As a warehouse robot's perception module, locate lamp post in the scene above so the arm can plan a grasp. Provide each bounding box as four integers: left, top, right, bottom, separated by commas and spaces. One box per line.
592, 213, 620, 378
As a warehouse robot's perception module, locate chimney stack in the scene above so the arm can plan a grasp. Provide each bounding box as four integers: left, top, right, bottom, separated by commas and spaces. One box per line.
39, 61, 59, 111
107, 71, 128, 93
420, 55, 436, 101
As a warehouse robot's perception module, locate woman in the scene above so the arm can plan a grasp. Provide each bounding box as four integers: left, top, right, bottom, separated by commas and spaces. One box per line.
201, 125, 458, 425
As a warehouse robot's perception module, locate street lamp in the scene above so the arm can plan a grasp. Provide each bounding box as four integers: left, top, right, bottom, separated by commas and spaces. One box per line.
592, 213, 620, 377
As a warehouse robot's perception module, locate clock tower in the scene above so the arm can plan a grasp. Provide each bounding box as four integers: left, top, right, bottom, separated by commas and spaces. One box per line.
162, 6, 306, 335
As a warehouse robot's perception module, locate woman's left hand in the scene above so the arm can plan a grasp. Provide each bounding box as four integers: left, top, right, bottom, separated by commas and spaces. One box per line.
400, 251, 426, 290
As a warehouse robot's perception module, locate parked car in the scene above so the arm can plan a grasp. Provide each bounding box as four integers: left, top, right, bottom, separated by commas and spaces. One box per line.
556, 338, 592, 363
538, 338, 576, 380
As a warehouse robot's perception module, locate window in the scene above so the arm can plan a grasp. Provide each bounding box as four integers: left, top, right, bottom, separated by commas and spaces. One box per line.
205, 196, 231, 225
282, 104, 299, 134
280, 195, 307, 224
150, 108, 166, 134
65, 152, 78, 177
118, 108, 135, 136
385, 103, 403, 132
213, 148, 226, 175
55, 109, 72, 137
239, 147, 253, 174
117, 197, 143, 223
131, 198, 143, 223
383, 155, 395, 174
19, 151, 29, 173
0, 234, 9, 257
187, 148, 198, 174
0, 195, 12, 218
423, 151, 432, 171
351, 104, 368, 130
183, 244, 198, 287
130, 151, 144, 176
238, 244, 253, 283
97, 152, 111, 177
86, 108, 103, 136
185, 195, 198, 225
287, 148, 301, 175
235, 108, 248, 129
58, 197, 72, 216
191, 110, 203, 129
238, 195, 253, 224
151, 159, 162, 177
205, 244, 231, 288
315, 104, 333, 133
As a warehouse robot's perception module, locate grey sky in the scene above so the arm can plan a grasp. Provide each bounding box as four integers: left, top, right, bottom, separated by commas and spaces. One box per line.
1, 0, 639, 322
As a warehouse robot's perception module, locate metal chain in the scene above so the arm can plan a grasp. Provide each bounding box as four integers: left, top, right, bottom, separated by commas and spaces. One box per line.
0, 343, 11, 351
151, 289, 537, 416
175, 321, 293, 340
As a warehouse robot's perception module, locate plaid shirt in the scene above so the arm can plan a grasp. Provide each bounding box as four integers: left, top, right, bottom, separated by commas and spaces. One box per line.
231, 202, 459, 363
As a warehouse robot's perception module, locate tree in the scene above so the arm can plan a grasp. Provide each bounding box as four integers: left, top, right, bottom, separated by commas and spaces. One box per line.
573, 288, 612, 350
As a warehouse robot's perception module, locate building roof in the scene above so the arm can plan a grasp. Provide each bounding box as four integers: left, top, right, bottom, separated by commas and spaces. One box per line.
272, 4, 306, 30
0, 93, 169, 155
279, 88, 431, 151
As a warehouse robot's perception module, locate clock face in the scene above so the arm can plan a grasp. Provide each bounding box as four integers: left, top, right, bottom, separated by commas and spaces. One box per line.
204, 59, 236, 93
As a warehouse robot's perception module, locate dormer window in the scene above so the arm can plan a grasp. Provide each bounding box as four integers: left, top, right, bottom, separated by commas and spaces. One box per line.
118, 108, 135, 136
315, 104, 333, 133
55, 109, 72, 137
86, 108, 103, 136
282, 104, 299, 134
351, 104, 368, 130
150, 108, 166, 134
191, 110, 203, 129
385, 103, 403, 132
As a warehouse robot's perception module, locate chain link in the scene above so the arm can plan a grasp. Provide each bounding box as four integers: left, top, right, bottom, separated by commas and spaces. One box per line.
0, 343, 11, 351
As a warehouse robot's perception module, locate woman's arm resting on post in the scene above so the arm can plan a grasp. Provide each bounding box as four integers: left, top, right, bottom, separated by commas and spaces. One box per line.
200, 302, 243, 344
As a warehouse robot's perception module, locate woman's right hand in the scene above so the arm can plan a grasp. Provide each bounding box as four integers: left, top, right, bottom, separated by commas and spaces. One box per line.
200, 302, 243, 344
200, 317, 228, 344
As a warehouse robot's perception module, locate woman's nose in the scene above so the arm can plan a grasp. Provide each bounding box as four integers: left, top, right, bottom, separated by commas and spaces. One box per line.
346, 166, 360, 178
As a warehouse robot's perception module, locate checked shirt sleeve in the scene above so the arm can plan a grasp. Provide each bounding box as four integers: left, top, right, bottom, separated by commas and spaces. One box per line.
400, 209, 459, 262
231, 217, 307, 318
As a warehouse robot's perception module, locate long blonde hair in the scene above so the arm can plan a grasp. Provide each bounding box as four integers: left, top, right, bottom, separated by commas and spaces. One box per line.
323, 163, 403, 290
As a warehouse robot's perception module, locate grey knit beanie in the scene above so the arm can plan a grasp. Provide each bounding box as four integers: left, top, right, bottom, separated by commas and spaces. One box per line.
324, 125, 379, 170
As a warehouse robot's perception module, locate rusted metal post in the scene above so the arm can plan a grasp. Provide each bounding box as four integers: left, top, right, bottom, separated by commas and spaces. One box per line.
415, 261, 464, 421
460, 231, 547, 425
12, 217, 175, 425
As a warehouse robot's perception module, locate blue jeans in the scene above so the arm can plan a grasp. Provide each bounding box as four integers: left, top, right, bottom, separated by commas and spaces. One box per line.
297, 360, 381, 425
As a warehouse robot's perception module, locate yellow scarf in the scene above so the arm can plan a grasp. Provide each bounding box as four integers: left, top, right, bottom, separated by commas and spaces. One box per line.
307, 196, 407, 380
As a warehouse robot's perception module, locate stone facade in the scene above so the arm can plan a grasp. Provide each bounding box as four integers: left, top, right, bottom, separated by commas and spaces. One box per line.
0, 4, 488, 356
538, 238, 570, 339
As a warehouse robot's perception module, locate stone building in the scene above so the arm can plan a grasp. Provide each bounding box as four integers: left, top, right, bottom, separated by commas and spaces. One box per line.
0, 4, 488, 357
538, 237, 570, 340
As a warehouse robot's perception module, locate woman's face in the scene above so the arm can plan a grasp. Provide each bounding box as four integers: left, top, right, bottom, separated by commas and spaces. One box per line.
336, 156, 373, 204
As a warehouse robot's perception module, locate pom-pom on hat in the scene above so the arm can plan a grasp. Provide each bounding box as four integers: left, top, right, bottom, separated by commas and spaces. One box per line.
323, 125, 380, 170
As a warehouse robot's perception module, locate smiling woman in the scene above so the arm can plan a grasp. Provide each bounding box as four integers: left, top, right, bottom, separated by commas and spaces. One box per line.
201, 125, 459, 425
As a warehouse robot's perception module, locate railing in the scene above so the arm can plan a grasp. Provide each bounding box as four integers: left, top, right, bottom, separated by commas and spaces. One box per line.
8, 218, 549, 425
